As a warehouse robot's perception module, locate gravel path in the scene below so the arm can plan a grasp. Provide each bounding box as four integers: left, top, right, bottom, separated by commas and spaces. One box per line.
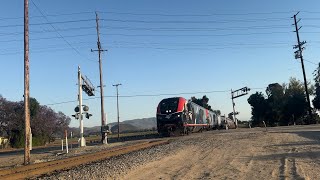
37, 137, 186, 179
38, 130, 248, 179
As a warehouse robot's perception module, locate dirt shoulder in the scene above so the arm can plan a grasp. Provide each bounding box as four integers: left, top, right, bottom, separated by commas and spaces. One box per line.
123, 126, 320, 180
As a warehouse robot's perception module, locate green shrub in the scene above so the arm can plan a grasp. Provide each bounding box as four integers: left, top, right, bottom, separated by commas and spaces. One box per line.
10, 130, 24, 148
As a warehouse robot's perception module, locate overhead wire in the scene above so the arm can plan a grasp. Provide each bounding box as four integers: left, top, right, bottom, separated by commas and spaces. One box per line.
0, 26, 95, 36
0, 15, 295, 28
0, 11, 94, 21
44, 87, 277, 106
1, 10, 320, 21
100, 31, 293, 37
304, 59, 318, 65
100, 17, 290, 24
30, 0, 96, 63
44, 89, 231, 106
1, 30, 315, 43
0, 19, 95, 28
97, 10, 296, 17
0, 44, 294, 56
0, 33, 97, 43
0, 25, 293, 37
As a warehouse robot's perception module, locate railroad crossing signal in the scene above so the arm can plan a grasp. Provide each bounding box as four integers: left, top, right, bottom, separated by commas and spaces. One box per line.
72, 105, 92, 119
230, 112, 239, 115
231, 86, 251, 128
232, 87, 251, 99
81, 75, 95, 96
85, 113, 92, 119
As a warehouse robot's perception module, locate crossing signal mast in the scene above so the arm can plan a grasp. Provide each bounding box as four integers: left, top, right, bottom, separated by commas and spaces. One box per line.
292, 12, 313, 124
73, 66, 95, 147
231, 87, 250, 128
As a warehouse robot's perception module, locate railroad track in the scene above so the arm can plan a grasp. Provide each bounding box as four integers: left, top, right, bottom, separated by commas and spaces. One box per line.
0, 140, 169, 180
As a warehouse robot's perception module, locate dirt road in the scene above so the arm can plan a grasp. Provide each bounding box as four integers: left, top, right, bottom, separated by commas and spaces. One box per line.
122, 126, 320, 180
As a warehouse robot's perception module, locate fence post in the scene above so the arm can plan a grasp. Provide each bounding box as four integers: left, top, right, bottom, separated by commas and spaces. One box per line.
61, 139, 64, 151
65, 130, 68, 154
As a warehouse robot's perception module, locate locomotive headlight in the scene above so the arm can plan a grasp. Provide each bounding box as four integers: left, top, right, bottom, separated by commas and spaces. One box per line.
177, 114, 180, 117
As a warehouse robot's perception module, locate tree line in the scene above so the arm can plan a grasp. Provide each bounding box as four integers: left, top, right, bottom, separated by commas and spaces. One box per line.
0, 95, 70, 148
248, 64, 320, 127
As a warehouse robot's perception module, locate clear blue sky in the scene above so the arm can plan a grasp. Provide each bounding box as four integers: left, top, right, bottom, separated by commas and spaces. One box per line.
1, 0, 320, 127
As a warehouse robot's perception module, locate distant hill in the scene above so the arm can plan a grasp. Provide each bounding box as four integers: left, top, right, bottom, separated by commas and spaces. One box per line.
69, 117, 157, 137
109, 117, 156, 130
110, 123, 140, 133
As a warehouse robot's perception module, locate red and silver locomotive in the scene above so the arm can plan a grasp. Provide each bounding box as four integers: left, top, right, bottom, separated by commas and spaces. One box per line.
156, 97, 223, 136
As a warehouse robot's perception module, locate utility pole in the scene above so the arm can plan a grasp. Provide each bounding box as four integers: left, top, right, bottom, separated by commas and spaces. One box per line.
292, 12, 312, 124
113, 83, 122, 141
24, 0, 31, 165
91, 12, 108, 144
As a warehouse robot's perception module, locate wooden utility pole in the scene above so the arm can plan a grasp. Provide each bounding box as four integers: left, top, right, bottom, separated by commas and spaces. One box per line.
24, 0, 31, 165
292, 12, 312, 123
92, 12, 108, 144
113, 83, 122, 141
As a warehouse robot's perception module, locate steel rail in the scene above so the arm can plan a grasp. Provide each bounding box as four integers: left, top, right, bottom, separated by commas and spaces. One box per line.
0, 140, 169, 180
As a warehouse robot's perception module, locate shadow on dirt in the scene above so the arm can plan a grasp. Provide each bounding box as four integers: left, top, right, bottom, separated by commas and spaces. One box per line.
269, 130, 320, 142
247, 128, 320, 179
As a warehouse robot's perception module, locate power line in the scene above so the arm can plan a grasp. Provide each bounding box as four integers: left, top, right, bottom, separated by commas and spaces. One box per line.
16, 40, 297, 49
99, 25, 292, 32
0, 25, 291, 37
0, 19, 95, 28
1, 10, 320, 23
0, 16, 293, 28
0, 33, 96, 43
0, 44, 295, 56
0, 26, 95, 37
98, 10, 296, 17
2, 30, 320, 43
44, 89, 232, 106
0, 30, 309, 43
100, 17, 290, 24
5, 41, 320, 56
106, 40, 294, 46
100, 31, 292, 37
2, 24, 320, 38
304, 59, 318, 65
0, 10, 300, 22
3, 10, 320, 21
0, 11, 94, 21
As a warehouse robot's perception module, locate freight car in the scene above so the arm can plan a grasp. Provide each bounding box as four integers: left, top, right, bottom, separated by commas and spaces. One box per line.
156, 97, 223, 136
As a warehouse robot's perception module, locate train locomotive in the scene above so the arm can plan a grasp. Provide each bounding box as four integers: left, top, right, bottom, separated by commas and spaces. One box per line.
156, 97, 225, 136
